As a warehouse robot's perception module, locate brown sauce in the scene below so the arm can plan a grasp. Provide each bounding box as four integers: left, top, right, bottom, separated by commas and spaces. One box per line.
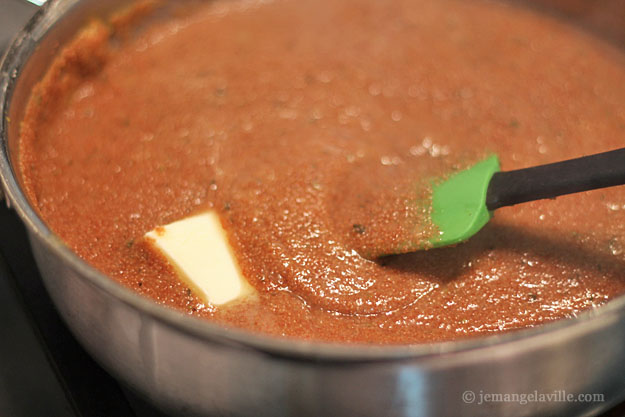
19, 0, 625, 344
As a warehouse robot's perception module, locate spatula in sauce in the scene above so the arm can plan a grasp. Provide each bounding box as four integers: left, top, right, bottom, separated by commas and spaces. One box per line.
374, 148, 625, 257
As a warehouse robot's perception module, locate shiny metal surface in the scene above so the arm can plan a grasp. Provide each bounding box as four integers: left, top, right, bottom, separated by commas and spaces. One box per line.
2, 1, 625, 416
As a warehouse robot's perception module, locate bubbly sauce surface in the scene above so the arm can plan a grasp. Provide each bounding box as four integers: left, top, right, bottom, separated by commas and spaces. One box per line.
19, 0, 625, 343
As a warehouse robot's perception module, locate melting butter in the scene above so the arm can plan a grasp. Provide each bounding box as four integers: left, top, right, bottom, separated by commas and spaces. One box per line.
145, 211, 254, 305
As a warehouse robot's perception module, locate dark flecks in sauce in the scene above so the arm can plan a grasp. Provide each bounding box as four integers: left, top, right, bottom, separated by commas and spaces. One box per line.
19, 0, 625, 344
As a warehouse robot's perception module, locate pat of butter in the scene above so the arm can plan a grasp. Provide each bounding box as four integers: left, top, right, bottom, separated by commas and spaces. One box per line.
145, 211, 253, 305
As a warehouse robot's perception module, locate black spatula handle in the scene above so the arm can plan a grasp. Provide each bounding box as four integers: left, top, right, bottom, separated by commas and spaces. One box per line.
486, 148, 625, 210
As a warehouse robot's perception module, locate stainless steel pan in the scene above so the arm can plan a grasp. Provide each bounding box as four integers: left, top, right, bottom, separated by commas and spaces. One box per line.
2, 1, 625, 416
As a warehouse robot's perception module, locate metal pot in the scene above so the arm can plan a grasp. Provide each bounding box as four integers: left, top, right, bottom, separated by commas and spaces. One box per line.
1, 1, 625, 416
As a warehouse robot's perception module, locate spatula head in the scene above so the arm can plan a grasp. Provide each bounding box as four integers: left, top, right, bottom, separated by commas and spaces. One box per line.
429, 155, 500, 248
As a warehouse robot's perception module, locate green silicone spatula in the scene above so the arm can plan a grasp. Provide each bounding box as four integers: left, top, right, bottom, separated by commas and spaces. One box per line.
379, 148, 625, 256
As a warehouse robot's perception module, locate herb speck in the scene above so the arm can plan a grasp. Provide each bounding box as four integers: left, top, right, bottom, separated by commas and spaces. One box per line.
353, 224, 366, 234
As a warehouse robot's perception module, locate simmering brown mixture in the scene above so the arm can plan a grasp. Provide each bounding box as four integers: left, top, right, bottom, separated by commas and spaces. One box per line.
19, 0, 625, 343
